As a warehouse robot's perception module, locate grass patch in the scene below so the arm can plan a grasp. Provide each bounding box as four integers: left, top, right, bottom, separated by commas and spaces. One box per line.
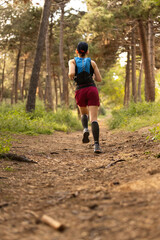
0, 101, 82, 135
108, 101, 160, 131
0, 134, 12, 154
3, 166, 14, 172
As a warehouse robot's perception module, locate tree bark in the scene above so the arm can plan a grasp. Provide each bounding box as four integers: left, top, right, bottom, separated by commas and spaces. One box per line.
11, 68, 15, 105
26, 0, 51, 112
59, 3, 69, 106
57, 74, 63, 104
22, 58, 27, 101
45, 27, 54, 111
0, 53, 6, 102
53, 72, 58, 110
138, 19, 155, 102
131, 26, 137, 102
124, 47, 131, 107
15, 42, 22, 103
148, 19, 155, 99
138, 60, 143, 102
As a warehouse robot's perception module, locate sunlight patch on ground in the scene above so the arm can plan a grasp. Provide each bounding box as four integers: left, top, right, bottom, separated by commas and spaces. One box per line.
114, 175, 160, 192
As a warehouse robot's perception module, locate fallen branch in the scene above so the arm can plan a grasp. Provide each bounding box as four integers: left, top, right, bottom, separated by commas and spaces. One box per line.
106, 159, 126, 168
0, 153, 38, 164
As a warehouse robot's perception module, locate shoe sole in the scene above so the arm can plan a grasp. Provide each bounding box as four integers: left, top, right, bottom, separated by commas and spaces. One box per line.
94, 150, 102, 154
82, 131, 89, 143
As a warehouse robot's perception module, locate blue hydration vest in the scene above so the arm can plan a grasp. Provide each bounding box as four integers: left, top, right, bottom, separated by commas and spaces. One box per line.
74, 57, 95, 90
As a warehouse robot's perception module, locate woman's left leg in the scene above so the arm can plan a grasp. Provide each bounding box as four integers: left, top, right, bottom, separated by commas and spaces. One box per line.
88, 106, 102, 153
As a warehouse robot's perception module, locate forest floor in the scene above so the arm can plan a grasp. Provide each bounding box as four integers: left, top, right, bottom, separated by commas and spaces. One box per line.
0, 119, 160, 240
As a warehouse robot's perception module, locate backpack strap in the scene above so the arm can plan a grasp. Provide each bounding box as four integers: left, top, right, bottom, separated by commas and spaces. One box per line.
74, 57, 94, 76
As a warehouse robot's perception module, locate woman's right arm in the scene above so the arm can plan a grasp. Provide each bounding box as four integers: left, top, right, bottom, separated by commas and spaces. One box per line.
68, 59, 75, 80
91, 60, 102, 82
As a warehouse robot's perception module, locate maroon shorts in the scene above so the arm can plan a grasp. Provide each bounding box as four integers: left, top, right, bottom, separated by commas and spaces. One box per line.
75, 86, 100, 107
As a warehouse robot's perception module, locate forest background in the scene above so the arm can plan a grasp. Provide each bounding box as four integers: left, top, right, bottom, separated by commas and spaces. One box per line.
1, 0, 160, 145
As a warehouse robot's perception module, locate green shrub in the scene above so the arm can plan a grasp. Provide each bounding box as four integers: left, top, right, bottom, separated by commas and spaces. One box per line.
108, 101, 160, 131
0, 101, 82, 135
149, 126, 160, 141
0, 134, 12, 154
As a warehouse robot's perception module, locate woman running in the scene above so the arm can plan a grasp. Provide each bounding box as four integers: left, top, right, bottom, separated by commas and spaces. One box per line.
68, 41, 102, 153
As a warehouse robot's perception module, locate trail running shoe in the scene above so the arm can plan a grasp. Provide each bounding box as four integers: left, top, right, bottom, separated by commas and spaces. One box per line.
94, 143, 102, 154
82, 129, 90, 143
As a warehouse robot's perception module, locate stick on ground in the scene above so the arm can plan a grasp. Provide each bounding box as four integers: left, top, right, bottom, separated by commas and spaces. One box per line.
41, 215, 65, 231
26, 211, 65, 231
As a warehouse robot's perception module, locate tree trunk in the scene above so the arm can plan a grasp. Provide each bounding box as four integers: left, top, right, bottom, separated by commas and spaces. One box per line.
124, 47, 131, 107
45, 27, 54, 111
138, 19, 155, 102
22, 58, 27, 101
59, 4, 69, 106
53, 72, 58, 110
15, 42, 22, 103
26, 0, 51, 112
11, 68, 16, 105
131, 26, 137, 102
58, 74, 63, 105
0, 53, 6, 102
148, 19, 155, 99
137, 60, 143, 102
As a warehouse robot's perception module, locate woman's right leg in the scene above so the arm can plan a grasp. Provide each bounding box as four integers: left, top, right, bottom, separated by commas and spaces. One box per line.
78, 106, 90, 143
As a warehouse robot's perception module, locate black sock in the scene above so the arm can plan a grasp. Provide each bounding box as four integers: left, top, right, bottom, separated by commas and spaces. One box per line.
81, 114, 88, 129
91, 121, 99, 144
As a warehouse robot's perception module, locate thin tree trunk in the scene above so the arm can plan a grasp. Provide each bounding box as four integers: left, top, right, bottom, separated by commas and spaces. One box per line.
124, 47, 131, 107
15, 42, 22, 103
22, 58, 27, 101
148, 19, 155, 99
138, 19, 155, 102
58, 74, 63, 105
53, 73, 58, 110
26, 0, 51, 112
11, 68, 16, 105
131, 26, 137, 102
0, 53, 6, 102
45, 27, 53, 111
138, 60, 143, 102
59, 4, 69, 106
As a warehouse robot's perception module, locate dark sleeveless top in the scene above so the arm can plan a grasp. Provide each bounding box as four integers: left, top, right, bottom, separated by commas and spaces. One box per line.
74, 57, 96, 90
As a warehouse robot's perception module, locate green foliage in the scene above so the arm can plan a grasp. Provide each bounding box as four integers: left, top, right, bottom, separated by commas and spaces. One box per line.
3, 166, 14, 172
0, 134, 12, 154
149, 126, 160, 141
121, 0, 159, 19
0, 4, 41, 52
0, 101, 82, 135
100, 61, 125, 107
108, 101, 160, 130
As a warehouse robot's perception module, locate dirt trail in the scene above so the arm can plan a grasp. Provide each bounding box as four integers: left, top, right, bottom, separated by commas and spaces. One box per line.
0, 121, 160, 240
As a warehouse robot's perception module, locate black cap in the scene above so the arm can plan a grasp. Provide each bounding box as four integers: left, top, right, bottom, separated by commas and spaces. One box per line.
77, 42, 88, 54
